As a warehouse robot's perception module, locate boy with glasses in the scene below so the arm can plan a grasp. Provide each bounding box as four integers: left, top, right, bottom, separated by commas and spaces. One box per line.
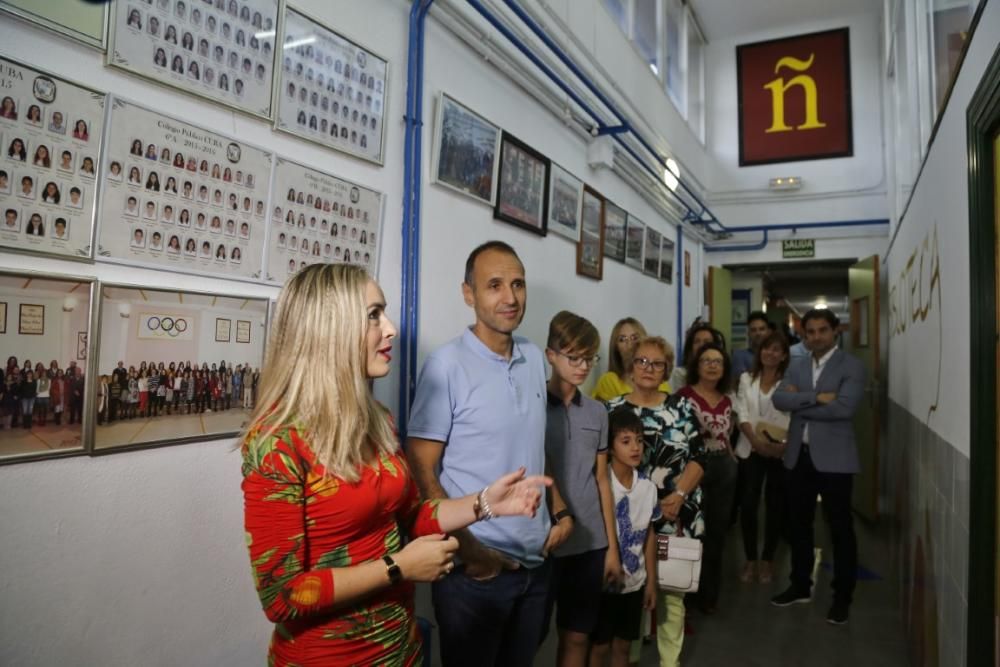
542, 310, 620, 666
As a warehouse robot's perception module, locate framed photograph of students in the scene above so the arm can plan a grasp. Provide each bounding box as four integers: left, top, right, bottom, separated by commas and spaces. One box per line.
576, 186, 604, 280
643, 226, 661, 277
215, 317, 231, 342
625, 214, 645, 270
431, 93, 501, 206
547, 163, 583, 242
274, 6, 389, 165
18, 303, 44, 334
493, 132, 549, 236
659, 237, 675, 284
236, 319, 251, 343
603, 200, 627, 262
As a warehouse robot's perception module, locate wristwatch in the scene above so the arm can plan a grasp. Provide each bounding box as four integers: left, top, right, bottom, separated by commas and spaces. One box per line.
383, 554, 402, 585
552, 509, 574, 525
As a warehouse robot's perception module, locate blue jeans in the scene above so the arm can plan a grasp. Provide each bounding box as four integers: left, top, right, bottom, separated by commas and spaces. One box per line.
432, 559, 552, 667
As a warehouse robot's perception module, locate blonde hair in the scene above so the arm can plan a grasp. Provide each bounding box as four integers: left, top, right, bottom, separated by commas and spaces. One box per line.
626, 335, 675, 380
244, 264, 396, 482
608, 318, 648, 377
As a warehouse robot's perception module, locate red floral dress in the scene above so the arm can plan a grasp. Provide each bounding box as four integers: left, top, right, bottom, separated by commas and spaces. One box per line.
241, 423, 441, 666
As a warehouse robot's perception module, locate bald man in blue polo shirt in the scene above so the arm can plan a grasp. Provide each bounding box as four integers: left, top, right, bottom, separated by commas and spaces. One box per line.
408, 240, 572, 667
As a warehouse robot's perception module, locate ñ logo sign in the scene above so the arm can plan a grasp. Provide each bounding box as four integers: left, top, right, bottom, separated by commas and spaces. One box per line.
763, 53, 827, 133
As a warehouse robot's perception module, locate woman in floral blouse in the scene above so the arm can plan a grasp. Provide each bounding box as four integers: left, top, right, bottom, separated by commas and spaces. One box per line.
241, 264, 549, 667
606, 335, 706, 667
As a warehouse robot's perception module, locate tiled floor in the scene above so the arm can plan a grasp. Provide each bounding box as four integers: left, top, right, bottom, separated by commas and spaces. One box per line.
535, 512, 910, 666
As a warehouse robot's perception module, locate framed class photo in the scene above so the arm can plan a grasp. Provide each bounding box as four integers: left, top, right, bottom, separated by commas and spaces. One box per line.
625, 214, 645, 270
547, 163, 583, 242
0, 56, 106, 261
659, 236, 675, 284
577, 186, 604, 280
274, 7, 388, 165
494, 132, 549, 236
1, 0, 109, 50
644, 226, 661, 277
98, 97, 272, 282
107, 0, 280, 119
431, 93, 501, 206
265, 156, 383, 282
603, 200, 626, 262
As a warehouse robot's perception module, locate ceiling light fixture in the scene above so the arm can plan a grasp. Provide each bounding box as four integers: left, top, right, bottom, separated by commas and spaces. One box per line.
769, 176, 802, 190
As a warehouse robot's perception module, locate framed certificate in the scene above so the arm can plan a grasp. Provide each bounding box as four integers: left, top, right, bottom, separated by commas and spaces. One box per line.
215, 317, 231, 342
274, 6, 388, 165
236, 319, 251, 343
266, 156, 383, 282
18, 302, 44, 334
107, 0, 280, 119
97, 97, 272, 282
0, 56, 106, 261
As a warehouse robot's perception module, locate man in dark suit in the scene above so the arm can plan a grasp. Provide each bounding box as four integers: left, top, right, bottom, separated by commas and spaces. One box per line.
770, 308, 865, 625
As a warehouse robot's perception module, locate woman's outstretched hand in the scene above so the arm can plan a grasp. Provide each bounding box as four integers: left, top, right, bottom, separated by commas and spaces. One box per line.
484, 467, 552, 518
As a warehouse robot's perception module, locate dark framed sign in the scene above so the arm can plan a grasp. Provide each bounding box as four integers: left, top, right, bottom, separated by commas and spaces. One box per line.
576, 186, 604, 280
493, 132, 549, 236
18, 303, 44, 334
737, 27, 853, 165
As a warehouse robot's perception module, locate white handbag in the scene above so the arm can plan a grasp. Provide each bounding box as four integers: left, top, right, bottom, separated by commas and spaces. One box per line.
656, 534, 703, 593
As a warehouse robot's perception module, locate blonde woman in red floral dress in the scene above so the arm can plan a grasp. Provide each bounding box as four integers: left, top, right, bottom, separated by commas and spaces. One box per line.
242, 264, 549, 666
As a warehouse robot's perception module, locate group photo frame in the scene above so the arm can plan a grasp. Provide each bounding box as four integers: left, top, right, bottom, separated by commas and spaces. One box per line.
547, 162, 583, 242
274, 6, 389, 165
625, 214, 645, 270
576, 185, 605, 280
431, 92, 501, 206
93, 283, 269, 453
603, 200, 627, 262
0, 0, 110, 50
493, 131, 549, 236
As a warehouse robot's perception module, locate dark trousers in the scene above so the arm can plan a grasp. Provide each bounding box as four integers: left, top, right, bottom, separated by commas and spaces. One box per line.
786, 447, 857, 604
432, 559, 551, 667
697, 453, 738, 607
740, 453, 786, 561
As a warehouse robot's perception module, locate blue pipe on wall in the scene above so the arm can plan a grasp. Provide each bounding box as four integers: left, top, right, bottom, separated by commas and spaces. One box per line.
676, 232, 684, 362
703, 218, 889, 253
703, 229, 769, 253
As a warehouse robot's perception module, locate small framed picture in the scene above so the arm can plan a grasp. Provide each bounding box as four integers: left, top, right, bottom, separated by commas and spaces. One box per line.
625, 215, 645, 270
547, 163, 583, 242
603, 201, 627, 262
431, 93, 501, 206
644, 227, 662, 277
659, 237, 675, 284
684, 249, 692, 286
215, 317, 231, 342
18, 303, 44, 335
494, 132, 549, 235
77, 331, 88, 360
236, 319, 251, 344
0, 301, 6, 333
576, 186, 604, 280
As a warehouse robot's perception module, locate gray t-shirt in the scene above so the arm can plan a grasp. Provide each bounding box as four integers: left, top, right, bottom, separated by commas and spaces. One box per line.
545, 389, 609, 557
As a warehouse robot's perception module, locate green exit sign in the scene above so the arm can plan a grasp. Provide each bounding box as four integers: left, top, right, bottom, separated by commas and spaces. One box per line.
782, 239, 815, 258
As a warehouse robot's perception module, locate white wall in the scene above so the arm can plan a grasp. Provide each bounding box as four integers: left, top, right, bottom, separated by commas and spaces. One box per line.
0, 289, 89, 369
884, 0, 1000, 456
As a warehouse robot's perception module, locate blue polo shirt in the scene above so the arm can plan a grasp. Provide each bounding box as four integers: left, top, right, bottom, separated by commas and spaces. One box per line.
408, 327, 550, 566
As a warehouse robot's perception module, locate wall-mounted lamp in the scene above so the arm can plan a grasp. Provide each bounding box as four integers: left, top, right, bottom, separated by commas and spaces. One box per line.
769, 176, 802, 190
62, 296, 78, 312
118, 302, 131, 318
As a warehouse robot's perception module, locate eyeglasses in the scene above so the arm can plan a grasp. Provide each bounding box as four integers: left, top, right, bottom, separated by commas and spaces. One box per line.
699, 357, 724, 367
617, 334, 641, 344
632, 357, 668, 372
551, 349, 601, 368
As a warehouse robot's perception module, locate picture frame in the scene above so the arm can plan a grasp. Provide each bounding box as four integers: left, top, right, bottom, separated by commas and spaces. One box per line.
547, 163, 583, 242
576, 186, 605, 280
274, 6, 389, 165
0, 0, 109, 50
603, 201, 627, 262
625, 215, 645, 270
431, 93, 501, 206
94, 283, 269, 453
76, 331, 88, 360
493, 132, 549, 236
643, 227, 661, 277
0, 301, 6, 334
659, 237, 675, 284
0, 270, 94, 465
106, 0, 281, 120
215, 317, 232, 342
236, 319, 251, 343
18, 303, 44, 335
684, 250, 692, 286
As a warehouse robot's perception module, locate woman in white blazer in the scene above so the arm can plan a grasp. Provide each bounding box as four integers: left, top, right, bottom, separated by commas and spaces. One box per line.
733, 332, 791, 584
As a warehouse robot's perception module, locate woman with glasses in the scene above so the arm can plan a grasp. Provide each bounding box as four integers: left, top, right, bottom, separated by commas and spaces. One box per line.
669, 323, 726, 392
676, 343, 735, 615
605, 336, 706, 667
592, 318, 670, 401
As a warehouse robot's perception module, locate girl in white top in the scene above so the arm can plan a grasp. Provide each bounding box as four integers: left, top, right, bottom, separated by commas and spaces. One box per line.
733, 332, 791, 584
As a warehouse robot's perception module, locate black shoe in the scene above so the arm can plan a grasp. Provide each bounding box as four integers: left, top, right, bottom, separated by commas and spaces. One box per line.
826, 601, 849, 625
770, 586, 812, 607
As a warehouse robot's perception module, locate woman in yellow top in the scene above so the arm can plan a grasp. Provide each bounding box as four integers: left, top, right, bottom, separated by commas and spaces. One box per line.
592, 317, 671, 401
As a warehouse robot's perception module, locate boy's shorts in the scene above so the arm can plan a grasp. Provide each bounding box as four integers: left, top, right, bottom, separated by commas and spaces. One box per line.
550, 548, 607, 633
591, 589, 644, 644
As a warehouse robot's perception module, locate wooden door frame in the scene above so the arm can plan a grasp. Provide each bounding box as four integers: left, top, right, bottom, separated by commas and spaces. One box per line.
966, 40, 1000, 667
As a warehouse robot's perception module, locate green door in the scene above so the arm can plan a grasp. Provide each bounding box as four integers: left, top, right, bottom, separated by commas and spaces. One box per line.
847, 255, 879, 520
708, 266, 732, 351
